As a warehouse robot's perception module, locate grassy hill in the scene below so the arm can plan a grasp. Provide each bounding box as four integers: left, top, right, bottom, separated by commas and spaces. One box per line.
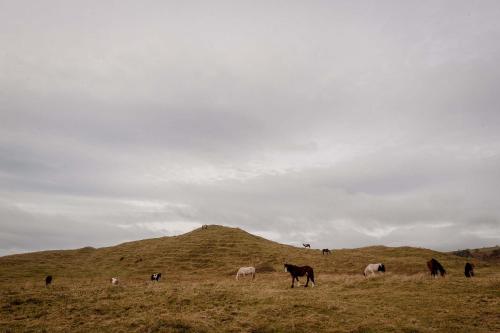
0, 225, 499, 332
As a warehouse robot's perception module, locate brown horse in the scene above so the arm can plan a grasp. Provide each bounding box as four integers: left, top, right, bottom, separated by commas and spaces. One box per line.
284, 263, 315, 288
427, 258, 446, 277
322, 249, 331, 255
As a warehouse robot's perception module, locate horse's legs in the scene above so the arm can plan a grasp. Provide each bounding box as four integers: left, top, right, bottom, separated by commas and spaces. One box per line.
304, 274, 309, 287
291, 276, 295, 288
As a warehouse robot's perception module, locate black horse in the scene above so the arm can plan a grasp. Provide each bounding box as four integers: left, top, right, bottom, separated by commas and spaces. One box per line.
45, 275, 52, 287
284, 263, 315, 288
302, 243, 311, 248
322, 249, 331, 255
427, 258, 446, 277
464, 263, 474, 278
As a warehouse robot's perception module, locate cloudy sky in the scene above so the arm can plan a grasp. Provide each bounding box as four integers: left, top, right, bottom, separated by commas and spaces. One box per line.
1, 1, 500, 256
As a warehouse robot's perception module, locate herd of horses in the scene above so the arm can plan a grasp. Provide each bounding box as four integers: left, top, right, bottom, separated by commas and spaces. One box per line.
41, 228, 475, 289
43, 255, 476, 289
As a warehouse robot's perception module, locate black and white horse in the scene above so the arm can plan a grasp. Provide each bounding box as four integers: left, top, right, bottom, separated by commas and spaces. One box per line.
364, 263, 385, 276
464, 263, 474, 278
322, 249, 331, 255
202, 224, 208, 230
45, 275, 52, 287
427, 258, 446, 277
302, 243, 311, 248
151, 273, 162, 282
284, 263, 315, 288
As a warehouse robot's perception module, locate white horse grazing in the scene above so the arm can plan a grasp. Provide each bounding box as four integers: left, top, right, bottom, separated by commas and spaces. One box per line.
236, 266, 256, 280
364, 263, 386, 276
111, 277, 119, 285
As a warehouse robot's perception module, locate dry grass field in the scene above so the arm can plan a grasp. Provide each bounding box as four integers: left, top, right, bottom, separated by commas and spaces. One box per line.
0, 226, 499, 332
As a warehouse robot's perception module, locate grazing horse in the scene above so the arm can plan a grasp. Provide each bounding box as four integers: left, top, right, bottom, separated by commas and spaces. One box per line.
364, 263, 386, 276
45, 275, 52, 287
284, 263, 315, 288
427, 258, 446, 277
302, 243, 311, 248
202, 224, 208, 230
151, 273, 162, 282
322, 249, 331, 255
464, 263, 474, 278
236, 266, 256, 280
111, 277, 119, 285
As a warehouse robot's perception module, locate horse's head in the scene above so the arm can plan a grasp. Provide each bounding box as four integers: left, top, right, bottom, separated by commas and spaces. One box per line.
379, 264, 386, 272
284, 263, 289, 272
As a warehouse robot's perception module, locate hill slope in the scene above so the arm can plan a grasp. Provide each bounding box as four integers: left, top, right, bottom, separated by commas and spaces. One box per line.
0, 225, 488, 280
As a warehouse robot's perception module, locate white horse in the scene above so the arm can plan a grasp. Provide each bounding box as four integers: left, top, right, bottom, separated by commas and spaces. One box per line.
236, 266, 256, 280
364, 263, 386, 276
111, 277, 119, 285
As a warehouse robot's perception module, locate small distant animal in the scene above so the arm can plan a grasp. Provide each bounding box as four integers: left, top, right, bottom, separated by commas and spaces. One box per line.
364, 263, 386, 276
202, 224, 208, 230
427, 258, 446, 277
151, 273, 162, 282
111, 277, 119, 285
236, 266, 256, 280
45, 275, 52, 287
284, 263, 315, 288
302, 243, 311, 248
464, 263, 474, 278
322, 249, 331, 255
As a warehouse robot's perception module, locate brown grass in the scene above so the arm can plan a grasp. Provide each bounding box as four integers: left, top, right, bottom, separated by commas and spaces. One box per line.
0, 225, 499, 332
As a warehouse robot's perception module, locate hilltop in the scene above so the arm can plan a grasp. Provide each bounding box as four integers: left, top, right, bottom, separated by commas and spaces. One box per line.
0, 225, 499, 332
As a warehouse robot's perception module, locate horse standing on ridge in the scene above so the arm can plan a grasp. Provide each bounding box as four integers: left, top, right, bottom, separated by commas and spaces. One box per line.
302, 243, 311, 248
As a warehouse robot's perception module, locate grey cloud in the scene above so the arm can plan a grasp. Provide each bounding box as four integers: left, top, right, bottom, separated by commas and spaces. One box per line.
1, 1, 500, 255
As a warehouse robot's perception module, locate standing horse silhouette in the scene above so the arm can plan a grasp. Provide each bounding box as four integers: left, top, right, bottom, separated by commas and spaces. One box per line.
302, 243, 311, 248
284, 263, 315, 288
45, 275, 52, 287
464, 263, 474, 278
427, 258, 446, 277
322, 249, 331, 255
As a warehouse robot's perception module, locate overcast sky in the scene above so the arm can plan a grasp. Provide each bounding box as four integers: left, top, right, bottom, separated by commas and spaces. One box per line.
1, 1, 500, 256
